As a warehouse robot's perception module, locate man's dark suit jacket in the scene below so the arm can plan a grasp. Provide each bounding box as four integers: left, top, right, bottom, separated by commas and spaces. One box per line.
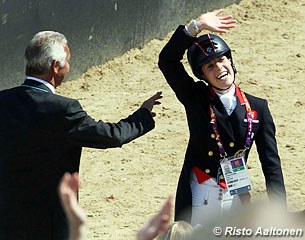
0, 79, 155, 239
158, 26, 286, 223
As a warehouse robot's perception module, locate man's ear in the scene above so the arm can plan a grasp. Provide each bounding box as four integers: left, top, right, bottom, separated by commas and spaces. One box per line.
51, 60, 60, 74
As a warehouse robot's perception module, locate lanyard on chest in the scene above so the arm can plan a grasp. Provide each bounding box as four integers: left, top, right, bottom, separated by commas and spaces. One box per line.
209, 84, 254, 159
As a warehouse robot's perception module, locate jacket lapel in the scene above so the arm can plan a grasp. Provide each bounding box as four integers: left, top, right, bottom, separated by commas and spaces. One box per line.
212, 98, 235, 141
234, 96, 247, 126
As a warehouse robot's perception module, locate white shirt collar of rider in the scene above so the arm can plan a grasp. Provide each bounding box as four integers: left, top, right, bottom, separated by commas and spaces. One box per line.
216, 85, 237, 115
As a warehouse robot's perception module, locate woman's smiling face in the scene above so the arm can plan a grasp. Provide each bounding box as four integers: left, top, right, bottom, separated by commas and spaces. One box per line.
201, 55, 235, 93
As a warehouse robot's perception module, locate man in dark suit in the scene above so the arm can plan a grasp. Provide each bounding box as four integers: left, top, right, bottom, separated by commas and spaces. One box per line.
0, 30, 162, 239
158, 9, 286, 225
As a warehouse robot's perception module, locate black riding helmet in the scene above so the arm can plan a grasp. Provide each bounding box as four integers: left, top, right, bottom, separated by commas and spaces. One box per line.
187, 33, 237, 80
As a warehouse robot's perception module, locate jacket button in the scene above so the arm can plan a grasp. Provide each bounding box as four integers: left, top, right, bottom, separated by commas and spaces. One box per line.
229, 142, 235, 148
211, 133, 216, 139
208, 151, 213, 156
219, 175, 224, 180
205, 169, 210, 174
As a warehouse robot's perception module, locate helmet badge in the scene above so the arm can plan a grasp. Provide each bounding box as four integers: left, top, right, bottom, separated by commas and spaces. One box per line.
206, 47, 213, 53
194, 34, 217, 56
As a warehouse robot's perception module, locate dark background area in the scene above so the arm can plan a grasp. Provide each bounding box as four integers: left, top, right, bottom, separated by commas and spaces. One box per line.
0, 0, 240, 90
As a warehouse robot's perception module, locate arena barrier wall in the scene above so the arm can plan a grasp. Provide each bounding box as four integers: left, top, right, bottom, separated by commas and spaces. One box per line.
0, 0, 240, 90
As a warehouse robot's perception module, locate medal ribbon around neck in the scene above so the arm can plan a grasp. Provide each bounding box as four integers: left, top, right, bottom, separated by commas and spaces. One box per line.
209, 84, 254, 159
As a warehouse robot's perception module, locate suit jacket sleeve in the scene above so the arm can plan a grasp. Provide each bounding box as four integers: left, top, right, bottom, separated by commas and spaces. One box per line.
255, 99, 286, 203
63, 99, 155, 148
158, 25, 202, 105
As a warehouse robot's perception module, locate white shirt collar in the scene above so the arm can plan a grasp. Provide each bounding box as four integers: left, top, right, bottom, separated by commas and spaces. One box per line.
215, 85, 236, 98
216, 85, 237, 115
26, 76, 56, 94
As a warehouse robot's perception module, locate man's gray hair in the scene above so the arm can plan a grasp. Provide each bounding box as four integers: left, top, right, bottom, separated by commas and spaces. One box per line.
25, 31, 68, 75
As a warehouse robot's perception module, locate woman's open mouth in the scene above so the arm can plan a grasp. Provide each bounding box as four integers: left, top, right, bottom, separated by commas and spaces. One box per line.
217, 72, 228, 80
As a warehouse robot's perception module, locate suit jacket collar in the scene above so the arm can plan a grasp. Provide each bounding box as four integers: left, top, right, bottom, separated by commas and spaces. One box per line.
212, 94, 247, 142
212, 101, 235, 141
233, 97, 247, 126
22, 79, 54, 93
